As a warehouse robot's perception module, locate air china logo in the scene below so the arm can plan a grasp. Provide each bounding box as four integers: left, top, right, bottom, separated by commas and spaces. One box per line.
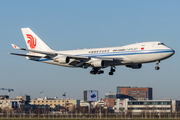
26, 34, 37, 49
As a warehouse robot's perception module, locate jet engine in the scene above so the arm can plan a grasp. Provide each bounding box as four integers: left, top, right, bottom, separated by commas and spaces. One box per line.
91, 60, 105, 67
54, 55, 70, 64
126, 64, 142, 69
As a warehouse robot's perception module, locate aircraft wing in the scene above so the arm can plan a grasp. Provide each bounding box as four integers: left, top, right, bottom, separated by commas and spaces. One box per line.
10, 44, 131, 65
58, 53, 90, 60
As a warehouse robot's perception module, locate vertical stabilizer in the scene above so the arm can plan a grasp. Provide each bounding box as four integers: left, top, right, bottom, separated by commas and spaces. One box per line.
21, 28, 52, 51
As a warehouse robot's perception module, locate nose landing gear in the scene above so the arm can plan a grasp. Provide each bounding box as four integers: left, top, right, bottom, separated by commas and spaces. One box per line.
155, 61, 160, 70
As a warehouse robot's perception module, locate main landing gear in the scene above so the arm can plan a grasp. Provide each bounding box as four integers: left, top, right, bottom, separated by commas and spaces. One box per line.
90, 67, 104, 75
155, 61, 160, 70
90, 66, 116, 75
109, 66, 116, 75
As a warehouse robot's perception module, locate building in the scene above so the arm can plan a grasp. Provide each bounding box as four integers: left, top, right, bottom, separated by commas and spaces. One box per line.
114, 98, 180, 114
0, 95, 31, 110
104, 93, 117, 111
104, 93, 135, 110
0, 95, 9, 100
0, 99, 20, 109
30, 97, 80, 112
80, 98, 104, 108
117, 86, 153, 100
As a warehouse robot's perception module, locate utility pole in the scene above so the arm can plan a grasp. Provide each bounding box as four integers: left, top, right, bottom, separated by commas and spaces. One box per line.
62, 92, 66, 113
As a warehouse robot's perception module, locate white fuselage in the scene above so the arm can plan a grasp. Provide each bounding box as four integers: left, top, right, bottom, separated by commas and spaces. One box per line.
39, 41, 174, 68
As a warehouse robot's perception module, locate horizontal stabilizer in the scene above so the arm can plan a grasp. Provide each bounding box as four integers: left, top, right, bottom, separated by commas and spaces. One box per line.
11, 44, 21, 49
11, 44, 56, 56
9, 53, 42, 58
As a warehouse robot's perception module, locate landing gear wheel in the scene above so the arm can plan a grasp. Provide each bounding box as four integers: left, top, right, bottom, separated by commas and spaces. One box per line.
108, 66, 116, 75
90, 68, 104, 75
155, 61, 160, 70
109, 72, 114, 75
100, 70, 104, 74
155, 66, 160, 70
90, 71, 95, 74
97, 71, 101, 74
111, 69, 115, 72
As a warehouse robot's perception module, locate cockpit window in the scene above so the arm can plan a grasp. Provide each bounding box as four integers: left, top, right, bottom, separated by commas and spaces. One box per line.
158, 43, 164, 45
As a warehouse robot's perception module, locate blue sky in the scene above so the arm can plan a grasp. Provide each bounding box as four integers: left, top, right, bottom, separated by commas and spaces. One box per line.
0, 0, 180, 100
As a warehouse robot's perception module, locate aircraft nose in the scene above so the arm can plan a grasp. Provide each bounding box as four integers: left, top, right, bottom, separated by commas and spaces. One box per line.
161, 48, 175, 59
167, 48, 175, 57
170, 49, 175, 56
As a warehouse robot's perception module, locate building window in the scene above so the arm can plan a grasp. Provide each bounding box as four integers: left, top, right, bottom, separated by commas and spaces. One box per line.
50, 101, 52, 103
58, 101, 60, 103
42, 101, 44, 103
119, 107, 124, 110
146, 91, 148, 98
46, 101, 48, 103
114, 100, 116, 105
158, 102, 162, 105
54, 101, 56, 103
38, 101, 40, 103
34, 101, 36, 103
117, 87, 119, 94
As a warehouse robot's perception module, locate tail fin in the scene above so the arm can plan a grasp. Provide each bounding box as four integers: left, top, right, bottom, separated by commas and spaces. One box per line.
21, 28, 52, 51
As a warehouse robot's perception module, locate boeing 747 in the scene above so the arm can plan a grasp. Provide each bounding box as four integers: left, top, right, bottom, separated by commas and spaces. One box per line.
10, 28, 175, 75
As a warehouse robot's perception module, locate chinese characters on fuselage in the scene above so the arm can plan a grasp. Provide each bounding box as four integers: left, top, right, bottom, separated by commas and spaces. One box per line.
88, 47, 138, 54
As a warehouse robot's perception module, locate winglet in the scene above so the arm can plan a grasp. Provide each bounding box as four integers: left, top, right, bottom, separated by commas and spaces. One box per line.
11, 44, 20, 49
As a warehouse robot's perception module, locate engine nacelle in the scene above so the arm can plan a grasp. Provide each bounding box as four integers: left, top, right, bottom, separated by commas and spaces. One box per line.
55, 55, 70, 64
92, 60, 105, 67
126, 64, 142, 69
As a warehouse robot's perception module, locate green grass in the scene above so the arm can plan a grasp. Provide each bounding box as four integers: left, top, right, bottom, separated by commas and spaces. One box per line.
0, 118, 180, 120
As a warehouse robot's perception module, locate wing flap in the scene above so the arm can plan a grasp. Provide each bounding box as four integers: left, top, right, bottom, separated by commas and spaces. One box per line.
58, 53, 90, 60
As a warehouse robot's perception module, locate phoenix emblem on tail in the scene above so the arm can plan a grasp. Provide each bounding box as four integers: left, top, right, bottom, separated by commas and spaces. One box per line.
26, 34, 37, 49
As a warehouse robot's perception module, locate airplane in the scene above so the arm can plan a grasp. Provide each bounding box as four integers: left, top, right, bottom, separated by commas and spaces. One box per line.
9, 28, 175, 75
